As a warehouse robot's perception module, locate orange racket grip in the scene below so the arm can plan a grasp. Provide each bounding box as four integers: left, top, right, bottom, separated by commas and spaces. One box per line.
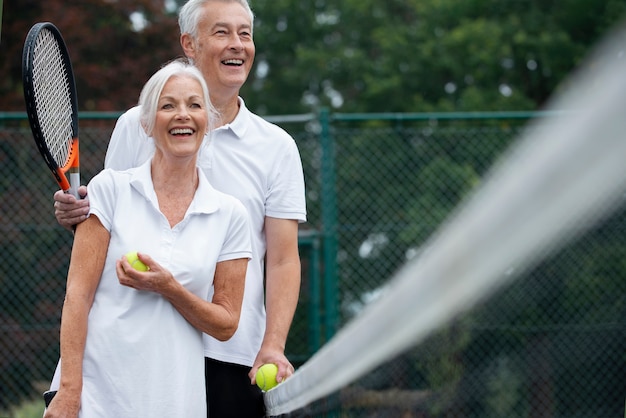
58, 138, 80, 197
54, 166, 72, 191
68, 137, 80, 170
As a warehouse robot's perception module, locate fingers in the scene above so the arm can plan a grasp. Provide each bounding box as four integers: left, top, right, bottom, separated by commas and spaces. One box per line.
116, 253, 170, 293
275, 360, 295, 383
77, 185, 88, 199
54, 189, 89, 230
249, 355, 295, 384
116, 257, 147, 289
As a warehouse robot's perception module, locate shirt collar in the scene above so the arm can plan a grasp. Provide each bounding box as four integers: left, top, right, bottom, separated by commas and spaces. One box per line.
129, 159, 220, 215
215, 96, 249, 139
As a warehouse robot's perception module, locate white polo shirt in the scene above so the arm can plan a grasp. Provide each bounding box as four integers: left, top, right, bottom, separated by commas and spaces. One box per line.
51, 160, 252, 417
105, 98, 307, 366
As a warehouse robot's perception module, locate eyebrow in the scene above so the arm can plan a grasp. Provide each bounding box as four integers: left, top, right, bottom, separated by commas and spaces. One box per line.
158, 94, 204, 102
213, 22, 252, 31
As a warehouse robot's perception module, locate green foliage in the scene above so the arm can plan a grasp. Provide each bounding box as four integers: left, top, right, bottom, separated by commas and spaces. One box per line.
0, 0, 179, 111
484, 356, 525, 417
0, 398, 45, 418
400, 157, 479, 245
417, 319, 473, 415
247, 0, 626, 114
2, 0, 625, 114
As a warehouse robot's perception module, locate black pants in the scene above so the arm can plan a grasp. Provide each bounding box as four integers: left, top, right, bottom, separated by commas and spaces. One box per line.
205, 357, 265, 418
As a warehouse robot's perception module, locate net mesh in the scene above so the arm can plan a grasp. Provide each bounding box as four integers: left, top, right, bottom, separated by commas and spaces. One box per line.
32, 27, 74, 166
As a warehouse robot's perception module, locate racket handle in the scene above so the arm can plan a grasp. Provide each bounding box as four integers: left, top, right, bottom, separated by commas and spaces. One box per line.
68, 169, 80, 199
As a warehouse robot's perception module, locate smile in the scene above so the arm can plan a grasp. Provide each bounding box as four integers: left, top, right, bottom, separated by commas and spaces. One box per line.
170, 128, 194, 135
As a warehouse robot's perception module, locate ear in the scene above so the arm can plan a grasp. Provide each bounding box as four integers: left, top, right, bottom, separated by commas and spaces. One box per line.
181, 33, 196, 60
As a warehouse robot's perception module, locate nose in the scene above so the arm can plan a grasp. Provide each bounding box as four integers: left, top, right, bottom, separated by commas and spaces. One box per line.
176, 106, 190, 120
228, 33, 244, 51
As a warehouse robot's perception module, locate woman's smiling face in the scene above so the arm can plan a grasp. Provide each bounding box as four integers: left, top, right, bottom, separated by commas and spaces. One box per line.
152, 74, 208, 160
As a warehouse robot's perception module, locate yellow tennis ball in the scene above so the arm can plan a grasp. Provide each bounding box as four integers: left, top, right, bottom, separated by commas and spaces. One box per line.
255, 363, 279, 391
125, 251, 149, 272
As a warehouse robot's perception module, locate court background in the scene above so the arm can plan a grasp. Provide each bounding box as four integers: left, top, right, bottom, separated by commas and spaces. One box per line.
1, 110, 624, 417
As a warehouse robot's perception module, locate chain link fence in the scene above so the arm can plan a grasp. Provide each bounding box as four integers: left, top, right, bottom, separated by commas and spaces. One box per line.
1, 112, 624, 416
316, 113, 626, 417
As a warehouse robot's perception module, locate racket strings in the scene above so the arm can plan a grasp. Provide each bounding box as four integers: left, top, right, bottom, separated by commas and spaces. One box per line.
32, 29, 75, 166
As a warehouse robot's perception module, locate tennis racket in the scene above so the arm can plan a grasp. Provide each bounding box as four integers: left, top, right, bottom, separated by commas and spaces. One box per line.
22, 22, 80, 198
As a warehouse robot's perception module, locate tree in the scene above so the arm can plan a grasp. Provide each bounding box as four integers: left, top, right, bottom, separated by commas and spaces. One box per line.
247, 0, 626, 114
0, 0, 180, 111
2, 0, 625, 114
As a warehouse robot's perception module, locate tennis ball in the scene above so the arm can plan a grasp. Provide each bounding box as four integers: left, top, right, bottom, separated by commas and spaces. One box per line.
125, 251, 149, 272
255, 363, 279, 391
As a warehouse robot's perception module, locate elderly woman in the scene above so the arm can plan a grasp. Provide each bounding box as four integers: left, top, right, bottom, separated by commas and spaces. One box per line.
44, 60, 251, 418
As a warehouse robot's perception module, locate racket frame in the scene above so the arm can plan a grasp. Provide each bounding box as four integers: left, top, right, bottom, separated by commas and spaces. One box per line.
22, 22, 80, 198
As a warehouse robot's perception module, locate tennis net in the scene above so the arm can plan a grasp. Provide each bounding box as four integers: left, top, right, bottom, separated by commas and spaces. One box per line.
265, 22, 626, 417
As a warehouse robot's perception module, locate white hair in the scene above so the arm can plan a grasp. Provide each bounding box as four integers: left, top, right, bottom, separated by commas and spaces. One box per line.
139, 59, 218, 136
178, 0, 254, 40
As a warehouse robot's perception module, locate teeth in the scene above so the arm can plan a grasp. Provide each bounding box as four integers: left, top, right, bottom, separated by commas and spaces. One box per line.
223, 59, 243, 65
170, 128, 194, 135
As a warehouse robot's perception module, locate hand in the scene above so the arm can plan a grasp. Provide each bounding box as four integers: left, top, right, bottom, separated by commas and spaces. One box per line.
249, 347, 295, 386
53, 186, 89, 231
115, 252, 176, 295
43, 390, 80, 418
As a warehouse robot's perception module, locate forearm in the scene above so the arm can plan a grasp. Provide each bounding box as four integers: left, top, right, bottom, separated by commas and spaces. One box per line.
59, 217, 107, 394
163, 280, 240, 341
262, 260, 301, 352
162, 258, 247, 341
261, 218, 301, 353
58, 297, 89, 394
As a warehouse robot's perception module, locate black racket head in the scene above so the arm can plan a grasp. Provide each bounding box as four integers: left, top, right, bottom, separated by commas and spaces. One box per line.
22, 22, 79, 181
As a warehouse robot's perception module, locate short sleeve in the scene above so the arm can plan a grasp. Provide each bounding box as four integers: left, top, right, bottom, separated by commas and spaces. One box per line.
266, 139, 307, 222
217, 198, 252, 263
87, 169, 118, 231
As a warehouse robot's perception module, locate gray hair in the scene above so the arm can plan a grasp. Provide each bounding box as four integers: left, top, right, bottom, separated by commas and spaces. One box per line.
139, 59, 218, 136
178, 0, 254, 40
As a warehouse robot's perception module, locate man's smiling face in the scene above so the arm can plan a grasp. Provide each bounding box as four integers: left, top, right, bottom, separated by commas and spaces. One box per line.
189, 1, 255, 97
